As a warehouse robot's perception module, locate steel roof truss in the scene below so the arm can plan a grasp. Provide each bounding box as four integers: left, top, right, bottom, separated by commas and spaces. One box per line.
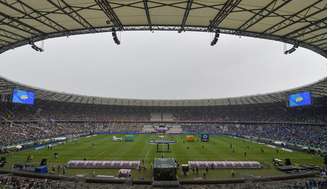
95, 0, 123, 30
47, 0, 95, 30
238, 0, 293, 31
209, 0, 241, 30
0, 0, 66, 32
0, 11, 44, 35
263, 0, 324, 34
143, 0, 152, 30
303, 32, 326, 43
284, 18, 326, 38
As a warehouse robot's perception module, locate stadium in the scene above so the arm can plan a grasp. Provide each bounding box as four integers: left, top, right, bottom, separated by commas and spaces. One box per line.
0, 0, 327, 188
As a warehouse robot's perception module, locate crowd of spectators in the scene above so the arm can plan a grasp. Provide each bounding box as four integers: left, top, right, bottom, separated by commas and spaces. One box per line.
0, 121, 325, 151
1, 102, 325, 124
182, 123, 326, 150
0, 175, 326, 189
0, 102, 326, 188
0, 103, 151, 122
0, 102, 326, 150
0, 122, 96, 147
175, 107, 326, 124
0, 122, 144, 147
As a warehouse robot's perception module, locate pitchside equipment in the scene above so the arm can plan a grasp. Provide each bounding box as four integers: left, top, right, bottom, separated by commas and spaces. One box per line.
153, 140, 176, 153
185, 135, 196, 142
153, 158, 177, 181
124, 135, 135, 142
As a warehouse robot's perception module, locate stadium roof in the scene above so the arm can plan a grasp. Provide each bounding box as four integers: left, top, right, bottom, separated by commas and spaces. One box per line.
0, 0, 326, 107
0, 76, 326, 106
0, 0, 326, 56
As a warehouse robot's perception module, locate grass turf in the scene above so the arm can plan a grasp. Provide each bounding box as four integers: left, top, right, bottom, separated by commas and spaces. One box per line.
3, 134, 323, 180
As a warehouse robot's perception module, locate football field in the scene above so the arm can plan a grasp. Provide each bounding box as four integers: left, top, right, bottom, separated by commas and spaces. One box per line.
3, 134, 323, 180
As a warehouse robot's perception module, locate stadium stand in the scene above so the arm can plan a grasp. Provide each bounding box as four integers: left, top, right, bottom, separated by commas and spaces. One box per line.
166, 125, 183, 134
0, 175, 326, 189
142, 125, 156, 134
182, 124, 326, 151
0, 77, 326, 152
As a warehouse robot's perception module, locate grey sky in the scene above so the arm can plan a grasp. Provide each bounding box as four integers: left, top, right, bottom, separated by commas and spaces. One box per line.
0, 31, 326, 100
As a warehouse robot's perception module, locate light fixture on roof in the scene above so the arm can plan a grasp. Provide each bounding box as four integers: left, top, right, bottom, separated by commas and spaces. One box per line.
210, 29, 220, 46
112, 28, 120, 45
284, 43, 299, 55
30, 42, 44, 52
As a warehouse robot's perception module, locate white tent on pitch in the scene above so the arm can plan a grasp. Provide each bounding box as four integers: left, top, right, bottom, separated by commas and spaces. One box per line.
112, 136, 123, 141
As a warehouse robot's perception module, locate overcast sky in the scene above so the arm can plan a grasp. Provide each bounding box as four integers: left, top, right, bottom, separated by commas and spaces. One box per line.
0, 31, 326, 100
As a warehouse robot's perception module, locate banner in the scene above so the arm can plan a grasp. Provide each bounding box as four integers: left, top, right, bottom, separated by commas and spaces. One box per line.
201, 133, 209, 142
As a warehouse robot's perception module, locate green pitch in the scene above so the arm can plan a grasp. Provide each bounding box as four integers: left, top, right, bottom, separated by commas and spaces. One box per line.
3, 134, 323, 179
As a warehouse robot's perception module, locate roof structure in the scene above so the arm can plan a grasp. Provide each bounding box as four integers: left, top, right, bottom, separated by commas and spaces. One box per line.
0, 0, 326, 56
0, 0, 326, 107
0, 75, 326, 106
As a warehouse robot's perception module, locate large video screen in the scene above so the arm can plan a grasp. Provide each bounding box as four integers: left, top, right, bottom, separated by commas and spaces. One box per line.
288, 91, 311, 107
12, 89, 35, 105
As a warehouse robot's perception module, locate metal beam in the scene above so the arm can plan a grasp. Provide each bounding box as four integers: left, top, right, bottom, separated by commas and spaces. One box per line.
143, 0, 152, 30
303, 32, 326, 43
0, 1, 63, 32
287, 21, 327, 40
0, 25, 326, 57
0, 33, 18, 41
315, 41, 326, 47
209, 0, 241, 29
0, 21, 31, 35
107, 1, 144, 10
0, 38, 11, 44
265, 5, 326, 34
95, 0, 123, 30
47, 0, 95, 30
284, 18, 326, 37
238, 0, 293, 31
15, 0, 68, 31
147, 1, 187, 10
310, 37, 327, 44
293, 26, 327, 39
180, 0, 193, 31
0, 28, 26, 40
0, 11, 44, 35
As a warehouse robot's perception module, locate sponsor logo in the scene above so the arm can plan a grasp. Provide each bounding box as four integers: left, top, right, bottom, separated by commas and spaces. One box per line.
295, 96, 303, 103
19, 94, 29, 100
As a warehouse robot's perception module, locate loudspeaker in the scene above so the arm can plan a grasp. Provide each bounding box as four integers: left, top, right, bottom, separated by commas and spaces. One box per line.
40, 158, 47, 166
